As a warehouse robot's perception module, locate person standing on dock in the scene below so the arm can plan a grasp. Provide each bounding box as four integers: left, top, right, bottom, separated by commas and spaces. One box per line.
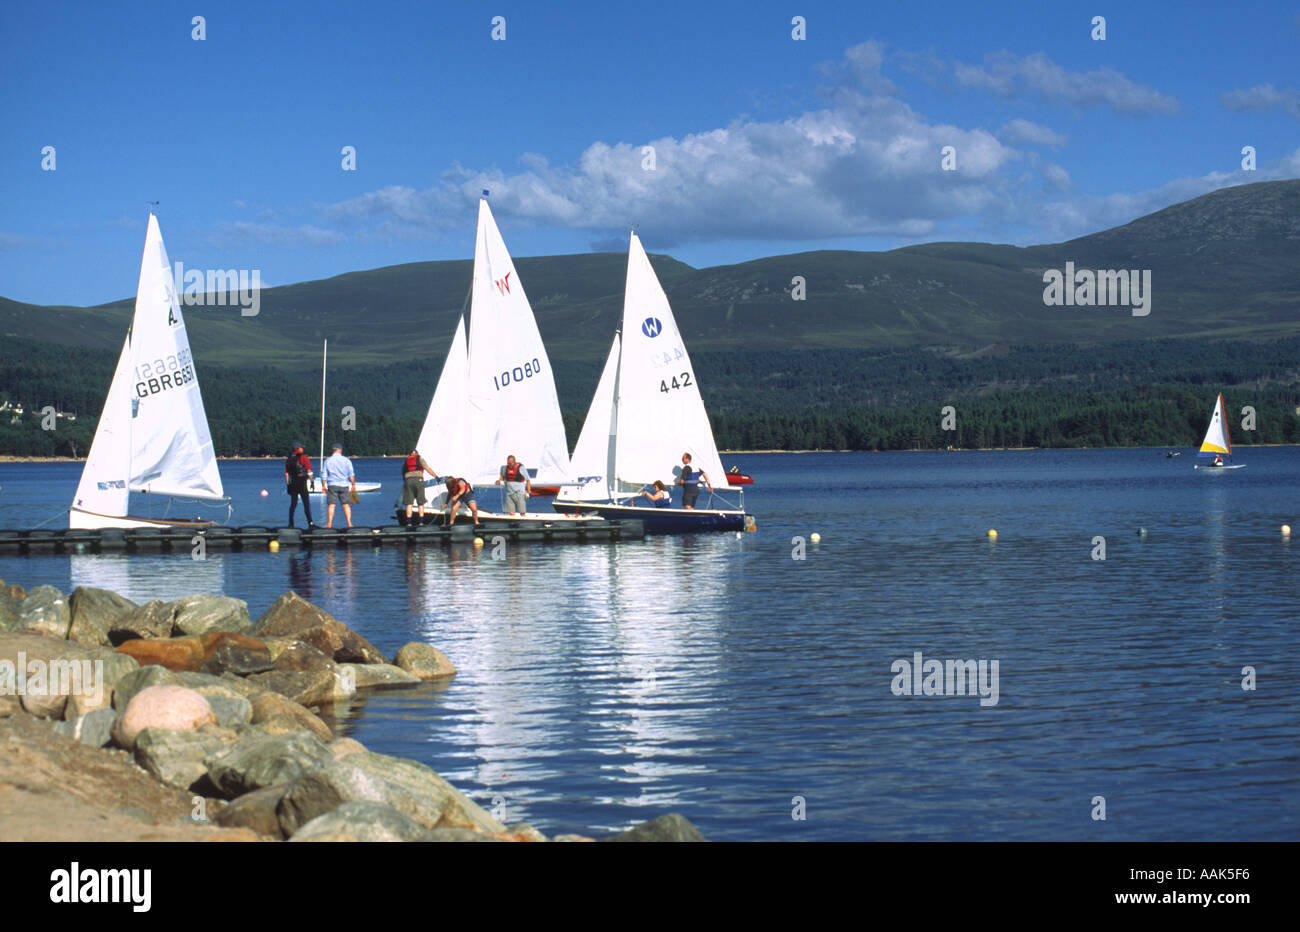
444, 476, 480, 526
675, 452, 712, 509
284, 441, 317, 529
322, 442, 357, 528
495, 455, 532, 516
402, 448, 438, 527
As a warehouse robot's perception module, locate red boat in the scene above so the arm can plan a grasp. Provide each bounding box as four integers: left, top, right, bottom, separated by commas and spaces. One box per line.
531, 485, 561, 497
725, 467, 754, 486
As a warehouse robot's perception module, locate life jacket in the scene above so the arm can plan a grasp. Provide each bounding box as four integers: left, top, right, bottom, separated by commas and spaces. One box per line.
503, 462, 524, 482
403, 453, 421, 475
286, 452, 310, 479
654, 494, 671, 508
447, 478, 471, 497
681, 466, 699, 487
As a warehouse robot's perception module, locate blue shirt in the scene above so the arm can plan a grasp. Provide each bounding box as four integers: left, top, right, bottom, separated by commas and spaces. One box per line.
322, 452, 354, 486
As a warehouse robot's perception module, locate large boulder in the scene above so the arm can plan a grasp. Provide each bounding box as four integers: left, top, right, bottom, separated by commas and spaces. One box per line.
248, 691, 333, 742
111, 685, 217, 749
276, 751, 507, 838
204, 729, 333, 798
189, 684, 252, 729
15, 586, 72, 639
68, 587, 138, 647
392, 642, 457, 680
245, 668, 353, 708
288, 801, 435, 842
171, 595, 252, 637
252, 592, 386, 665
51, 708, 118, 748
214, 784, 291, 838
198, 632, 274, 675
108, 600, 176, 644
115, 636, 205, 672
601, 813, 707, 842
338, 663, 421, 689
134, 727, 225, 792
270, 639, 336, 673
112, 665, 181, 710
64, 648, 138, 717
0, 633, 100, 719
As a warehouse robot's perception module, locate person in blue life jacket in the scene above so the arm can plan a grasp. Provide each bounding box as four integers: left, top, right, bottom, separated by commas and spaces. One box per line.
674, 452, 712, 509
284, 441, 317, 528
638, 480, 672, 507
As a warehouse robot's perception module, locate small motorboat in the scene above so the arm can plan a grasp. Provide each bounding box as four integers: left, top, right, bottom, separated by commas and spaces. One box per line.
725, 466, 754, 486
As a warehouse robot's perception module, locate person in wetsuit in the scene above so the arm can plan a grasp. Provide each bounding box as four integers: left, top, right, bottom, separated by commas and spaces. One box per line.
284, 441, 316, 528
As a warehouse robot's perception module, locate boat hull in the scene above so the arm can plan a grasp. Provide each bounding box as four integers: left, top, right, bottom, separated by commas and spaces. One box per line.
69, 508, 216, 530
1194, 464, 1246, 471
551, 499, 747, 533
310, 481, 382, 496
394, 508, 606, 528
726, 474, 754, 486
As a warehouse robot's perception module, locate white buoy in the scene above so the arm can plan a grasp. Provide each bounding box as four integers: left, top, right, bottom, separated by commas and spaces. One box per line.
260, 489, 269, 497
1282, 525, 1291, 537
810, 532, 821, 543
987, 529, 998, 540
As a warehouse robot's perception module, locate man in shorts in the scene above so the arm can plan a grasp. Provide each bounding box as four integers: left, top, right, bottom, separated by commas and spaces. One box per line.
675, 452, 712, 510
444, 476, 480, 526
495, 454, 532, 516
322, 442, 356, 528
402, 448, 438, 527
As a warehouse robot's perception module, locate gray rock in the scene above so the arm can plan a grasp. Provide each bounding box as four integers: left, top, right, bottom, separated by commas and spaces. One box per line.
196, 691, 252, 728
248, 690, 333, 742
338, 662, 421, 689
134, 727, 224, 792
214, 783, 290, 838
270, 639, 336, 672
276, 750, 506, 838
170, 594, 252, 637
65, 648, 139, 718
506, 822, 548, 842
252, 591, 387, 664
68, 587, 138, 647
288, 801, 435, 842
112, 665, 180, 710
109, 600, 175, 644
601, 813, 707, 842
393, 642, 457, 680
51, 708, 117, 748
244, 668, 349, 708
0, 633, 100, 719
200, 637, 273, 675
204, 729, 333, 798
15, 585, 71, 639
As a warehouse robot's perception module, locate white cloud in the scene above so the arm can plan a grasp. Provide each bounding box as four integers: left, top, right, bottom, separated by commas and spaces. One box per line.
953, 51, 1179, 115
208, 222, 345, 248
1000, 118, 1068, 147
1221, 83, 1300, 120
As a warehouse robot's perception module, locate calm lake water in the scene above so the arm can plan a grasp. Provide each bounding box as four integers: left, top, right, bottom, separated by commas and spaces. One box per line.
1, 450, 1297, 841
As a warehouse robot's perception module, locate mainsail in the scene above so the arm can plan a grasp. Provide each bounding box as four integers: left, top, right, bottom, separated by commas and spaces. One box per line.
1198, 393, 1232, 458
611, 232, 727, 491
464, 198, 571, 485
567, 334, 620, 493
70, 213, 225, 527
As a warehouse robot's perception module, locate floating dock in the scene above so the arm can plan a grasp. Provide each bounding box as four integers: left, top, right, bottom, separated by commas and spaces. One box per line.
0, 520, 644, 555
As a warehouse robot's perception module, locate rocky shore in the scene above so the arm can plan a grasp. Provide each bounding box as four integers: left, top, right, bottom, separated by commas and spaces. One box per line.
0, 578, 705, 842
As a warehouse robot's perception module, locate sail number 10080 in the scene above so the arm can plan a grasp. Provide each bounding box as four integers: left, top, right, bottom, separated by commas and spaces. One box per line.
660, 372, 693, 393
494, 358, 542, 390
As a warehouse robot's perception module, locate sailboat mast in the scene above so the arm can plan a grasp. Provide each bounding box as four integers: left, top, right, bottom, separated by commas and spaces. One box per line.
319, 339, 327, 475
607, 331, 622, 500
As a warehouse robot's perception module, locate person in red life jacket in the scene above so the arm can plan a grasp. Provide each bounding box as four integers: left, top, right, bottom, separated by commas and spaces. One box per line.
444, 476, 480, 526
284, 441, 317, 529
495, 454, 532, 515
401, 448, 438, 527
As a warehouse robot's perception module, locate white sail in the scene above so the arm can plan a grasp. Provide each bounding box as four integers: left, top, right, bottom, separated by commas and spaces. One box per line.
464, 199, 571, 485
1199, 393, 1232, 457
564, 334, 621, 495
612, 232, 726, 490
70, 335, 133, 522
417, 315, 471, 476
126, 214, 224, 500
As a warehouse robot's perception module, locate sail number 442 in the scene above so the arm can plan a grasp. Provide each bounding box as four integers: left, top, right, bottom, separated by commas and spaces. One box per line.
494, 358, 542, 390
660, 372, 693, 393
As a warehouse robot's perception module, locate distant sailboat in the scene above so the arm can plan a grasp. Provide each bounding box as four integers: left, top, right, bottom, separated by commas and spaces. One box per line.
1193, 393, 1245, 471
69, 213, 230, 528
310, 338, 381, 496
404, 195, 585, 525
553, 232, 751, 533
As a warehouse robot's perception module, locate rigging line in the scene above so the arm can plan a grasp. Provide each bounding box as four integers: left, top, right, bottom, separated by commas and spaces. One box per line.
29, 507, 74, 529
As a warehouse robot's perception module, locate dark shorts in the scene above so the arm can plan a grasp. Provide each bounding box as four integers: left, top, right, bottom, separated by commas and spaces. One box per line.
326, 486, 349, 506
403, 475, 426, 505
682, 485, 700, 508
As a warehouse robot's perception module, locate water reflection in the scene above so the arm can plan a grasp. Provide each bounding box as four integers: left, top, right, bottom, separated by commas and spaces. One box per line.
69, 551, 229, 603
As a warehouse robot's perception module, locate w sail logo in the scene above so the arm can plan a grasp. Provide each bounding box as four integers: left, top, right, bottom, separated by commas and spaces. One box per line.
494, 272, 512, 296
641, 317, 663, 338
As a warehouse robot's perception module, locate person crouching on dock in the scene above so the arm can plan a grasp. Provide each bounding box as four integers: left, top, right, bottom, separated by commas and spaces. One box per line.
444, 476, 480, 526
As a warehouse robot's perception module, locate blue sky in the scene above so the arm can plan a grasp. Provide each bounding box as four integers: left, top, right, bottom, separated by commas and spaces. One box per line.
1, 0, 1297, 305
